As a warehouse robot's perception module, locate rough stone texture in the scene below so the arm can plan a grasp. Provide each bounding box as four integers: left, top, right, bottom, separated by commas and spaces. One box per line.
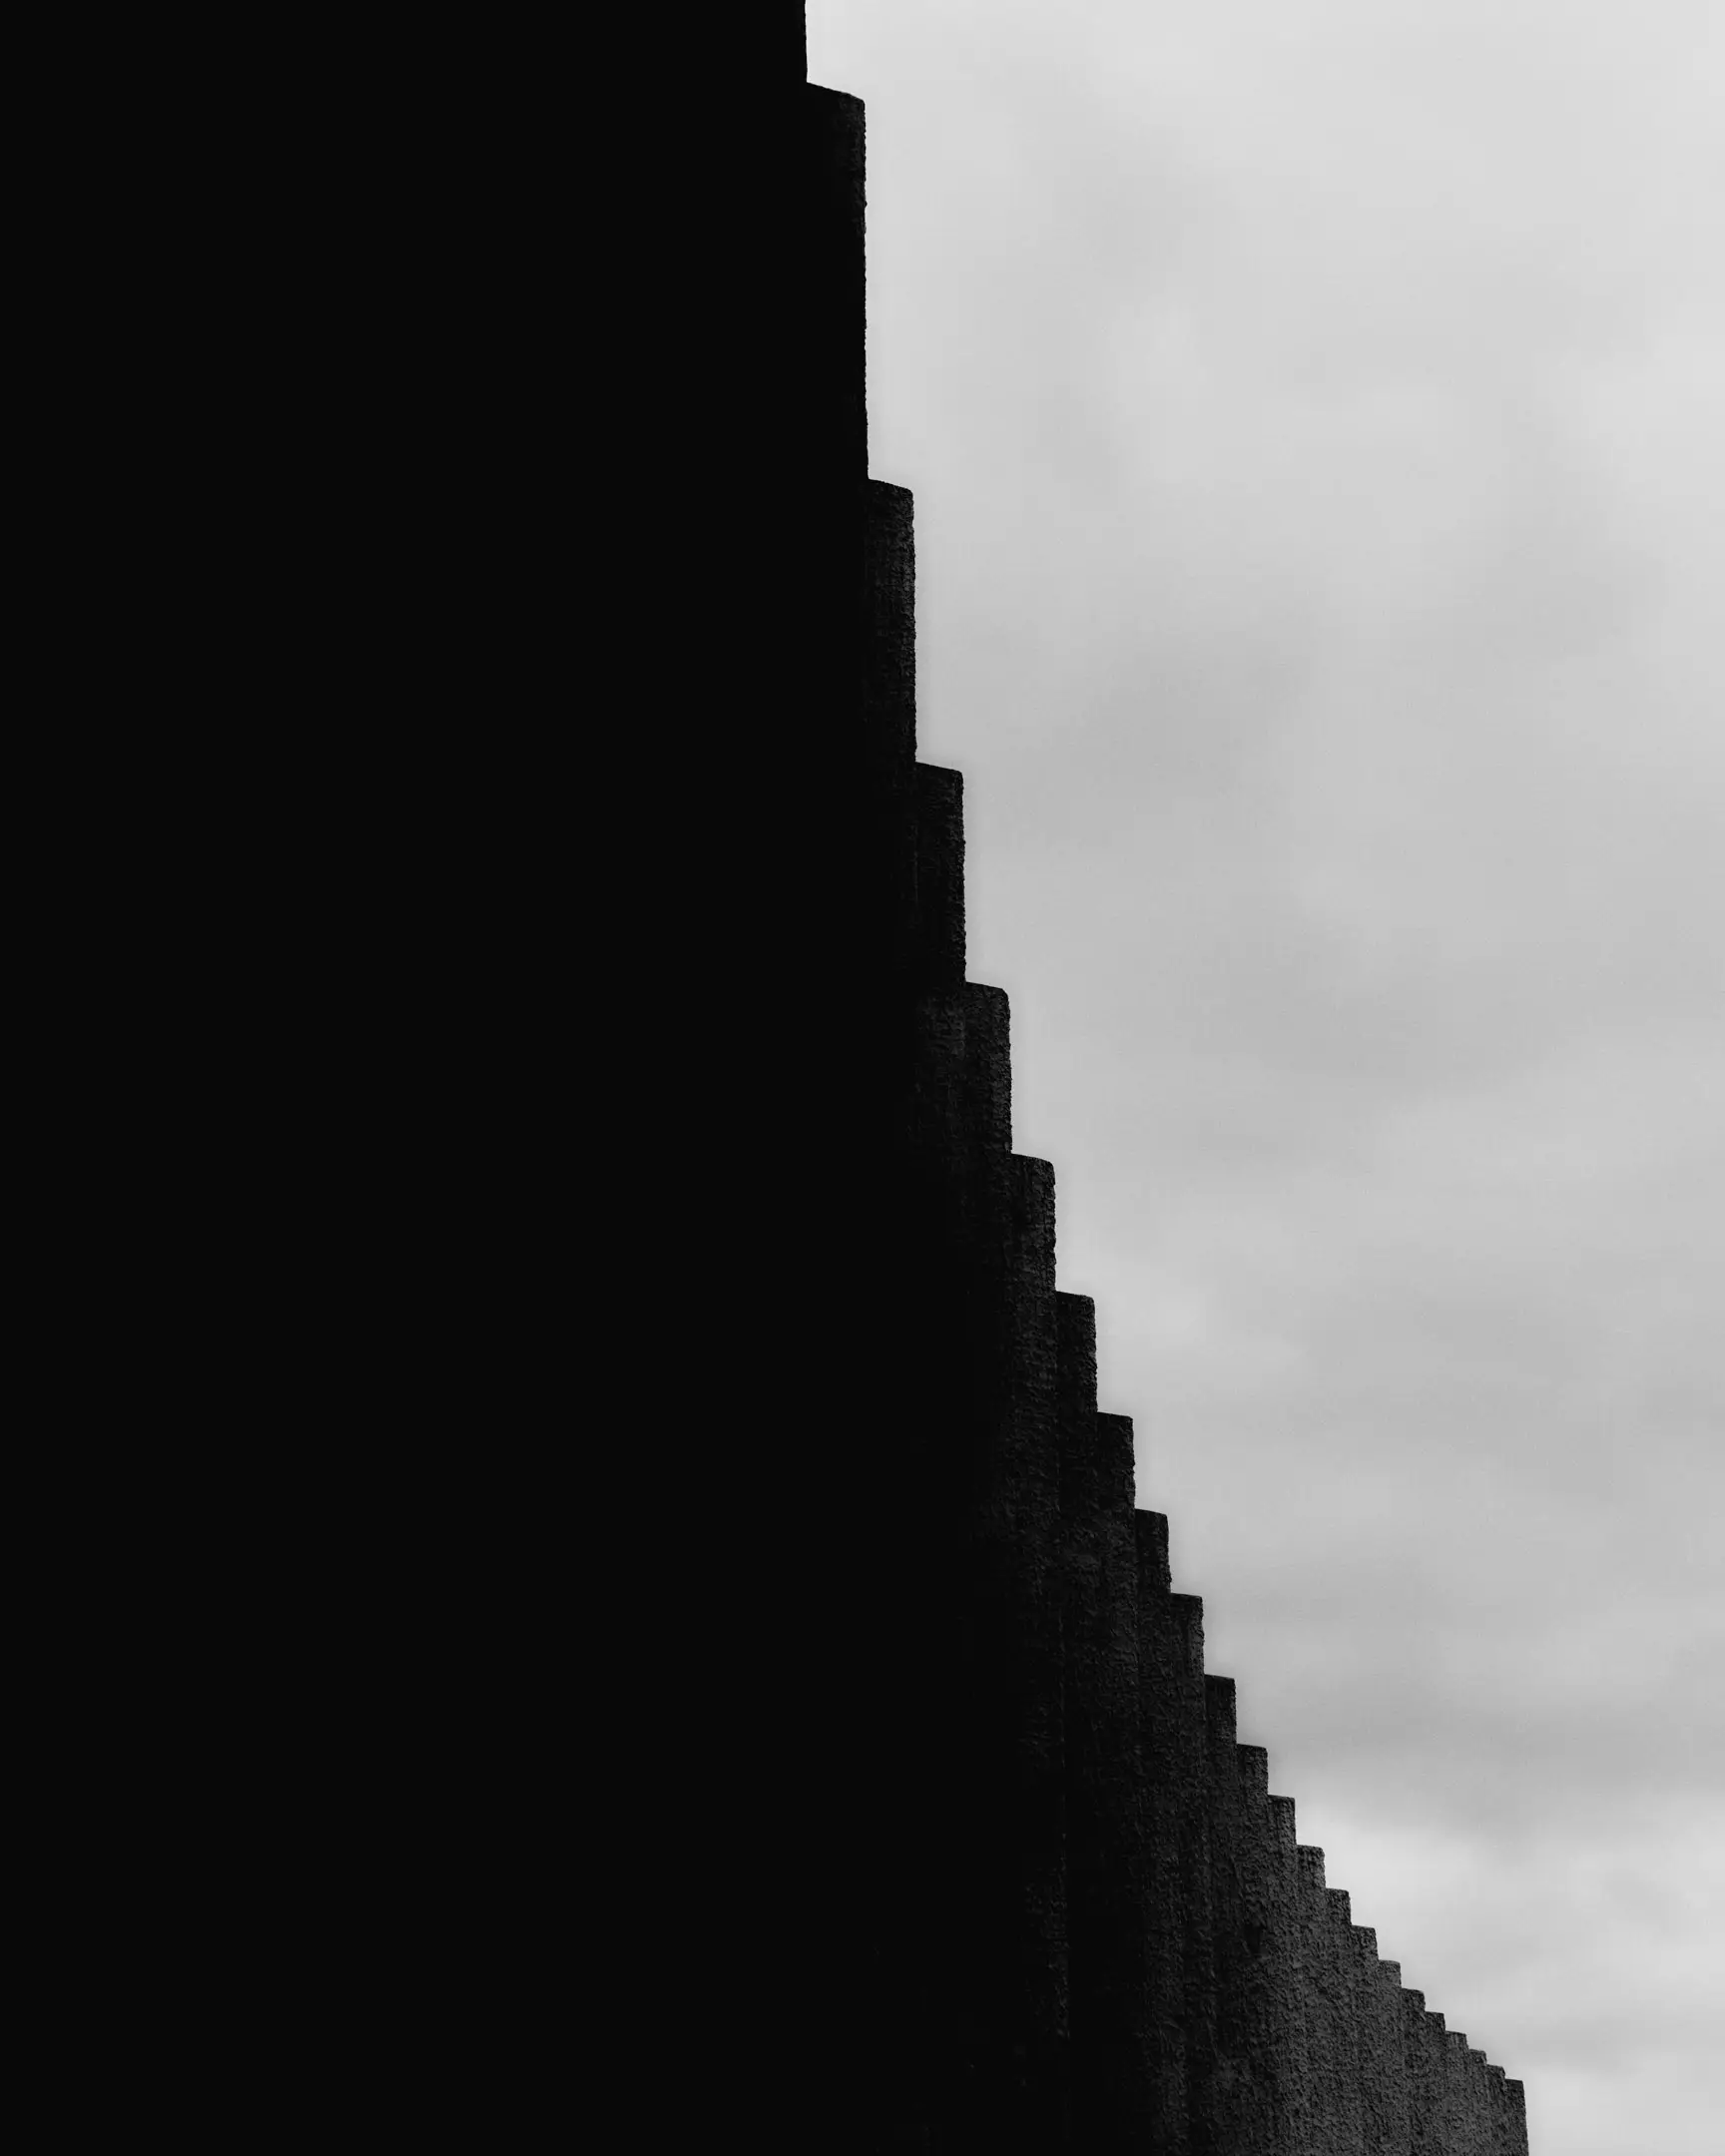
1501, 2075, 1529, 2156
1268, 1795, 1312, 2151
1297, 1847, 1341, 2154
1232, 1746, 1296, 2156
1467, 2048, 1496, 2154
1441, 2030, 1473, 2151
911, 764, 965, 992
1135, 1512, 1192, 2154
1406, 2001, 1450, 2156
1059, 1301, 1156, 2150
1362, 1944, 1414, 2155
862, 480, 917, 770
1203, 1674, 1248, 2154
1325, 1891, 1368, 2156
802, 84, 867, 488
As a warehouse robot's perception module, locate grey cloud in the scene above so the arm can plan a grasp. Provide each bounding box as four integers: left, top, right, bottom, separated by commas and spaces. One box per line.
814, 2, 1723, 2145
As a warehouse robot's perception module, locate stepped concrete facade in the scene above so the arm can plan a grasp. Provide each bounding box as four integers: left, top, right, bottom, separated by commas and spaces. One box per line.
756, 13, 1529, 2150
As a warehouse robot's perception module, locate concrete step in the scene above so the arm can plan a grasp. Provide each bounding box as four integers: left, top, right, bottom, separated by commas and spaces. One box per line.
909, 762, 964, 990
908, 980, 1011, 1157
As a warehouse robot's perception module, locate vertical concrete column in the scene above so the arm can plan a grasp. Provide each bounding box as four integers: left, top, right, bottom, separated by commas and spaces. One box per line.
1203, 1678, 1246, 2154
890, 980, 1018, 2151
1499, 2074, 1529, 2156
1095, 1410, 1154, 2144
1365, 1955, 1413, 2156
1267, 1795, 1312, 2155
906, 981, 1011, 1162
1057, 1287, 1105, 2150
1230, 1745, 1288, 2156
909, 764, 964, 992
799, 84, 866, 487
1460, 2041, 1495, 2154
971, 1149, 1069, 2150
1402, 1999, 1447, 2156
1440, 2029, 1473, 2150
1295, 1848, 1342, 2155
1485, 2058, 1525, 2156
1324, 1891, 1366, 2156
1168, 1596, 1219, 2150
1134, 1510, 1190, 2154
862, 481, 915, 770
1058, 1301, 1153, 2151
786, 87, 869, 795
857, 482, 918, 1001
897, 967, 1069, 2150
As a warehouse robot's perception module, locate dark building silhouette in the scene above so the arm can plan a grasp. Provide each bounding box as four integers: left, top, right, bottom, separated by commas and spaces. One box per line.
709, 11, 1533, 2152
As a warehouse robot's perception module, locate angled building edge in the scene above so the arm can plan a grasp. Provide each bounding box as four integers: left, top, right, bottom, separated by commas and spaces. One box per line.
728, 15, 1531, 2152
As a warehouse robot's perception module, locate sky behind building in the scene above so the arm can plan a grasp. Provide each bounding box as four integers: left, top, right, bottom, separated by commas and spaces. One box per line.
808, 5, 1724, 2148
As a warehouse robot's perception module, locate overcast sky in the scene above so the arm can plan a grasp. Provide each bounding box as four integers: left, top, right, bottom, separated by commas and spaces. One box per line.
809, 4, 1723, 2148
